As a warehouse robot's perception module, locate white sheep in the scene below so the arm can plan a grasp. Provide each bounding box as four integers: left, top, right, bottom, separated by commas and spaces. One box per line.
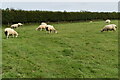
18, 23, 23, 26
101, 24, 116, 32
36, 25, 47, 31
90, 21, 93, 23
4, 28, 18, 39
11, 24, 19, 28
110, 24, 117, 28
41, 22, 47, 26
11, 23, 23, 28
46, 25, 57, 33
105, 19, 111, 23
36, 22, 47, 31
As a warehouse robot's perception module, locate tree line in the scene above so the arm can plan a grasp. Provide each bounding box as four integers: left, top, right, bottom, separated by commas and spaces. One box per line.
2, 8, 119, 24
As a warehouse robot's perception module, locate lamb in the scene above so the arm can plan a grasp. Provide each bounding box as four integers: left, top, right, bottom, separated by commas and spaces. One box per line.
101, 24, 116, 32
105, 19, 111, 23
46, 25, 57, 33
4, 28, 18, 39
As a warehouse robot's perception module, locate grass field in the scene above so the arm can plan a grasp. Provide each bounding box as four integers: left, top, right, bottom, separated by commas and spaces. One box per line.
2, 20, 118, 78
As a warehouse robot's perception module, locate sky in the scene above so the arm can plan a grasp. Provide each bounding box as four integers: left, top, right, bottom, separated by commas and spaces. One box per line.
1, 0, 119, 2
1, 1, 119, 12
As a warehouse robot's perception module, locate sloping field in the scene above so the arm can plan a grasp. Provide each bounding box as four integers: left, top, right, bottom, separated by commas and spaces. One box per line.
2, 20, 118, 78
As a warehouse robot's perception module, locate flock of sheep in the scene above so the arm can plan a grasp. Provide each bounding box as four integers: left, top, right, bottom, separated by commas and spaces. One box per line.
4, 22, 57, 39
4, 19, 117, 39
4, 23, 23, 39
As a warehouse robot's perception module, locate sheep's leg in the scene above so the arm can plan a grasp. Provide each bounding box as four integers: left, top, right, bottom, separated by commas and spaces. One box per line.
50, 30, 52, 33
12, 34, 14, 38
40, 28, 42, 31
7, 33, 9, 39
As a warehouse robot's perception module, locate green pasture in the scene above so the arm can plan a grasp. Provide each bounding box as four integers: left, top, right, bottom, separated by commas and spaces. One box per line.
2, 20, 118, 78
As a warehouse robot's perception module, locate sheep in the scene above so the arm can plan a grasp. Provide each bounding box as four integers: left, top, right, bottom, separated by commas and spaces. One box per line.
90, 21, 93, 23
36, 25, 47, 31
101, 24, 116, 32
11, 23, 23, 28
110, 24, 117, 28
46, 25, 57, 33
18, 23, 23, 26
41, 22, 47, 26
4, 28, 18, 39
105, 19, 111, 23
36, 22, 47, 31
11, 24, 19, 28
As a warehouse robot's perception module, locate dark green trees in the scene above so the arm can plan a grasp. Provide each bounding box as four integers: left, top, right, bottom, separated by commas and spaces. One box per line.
2, 9, 118, 24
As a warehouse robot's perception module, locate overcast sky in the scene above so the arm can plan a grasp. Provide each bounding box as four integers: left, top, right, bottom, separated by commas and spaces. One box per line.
1, 0, 119, 2
1, 0, 119, 12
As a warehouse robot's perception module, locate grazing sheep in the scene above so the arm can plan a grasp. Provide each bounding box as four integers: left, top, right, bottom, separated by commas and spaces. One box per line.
11, 24, 19, 28
11, 23, 23, 28
105, 19, 111, 23
46, 25, 57, 33
36, 22, 47, 31
18, 23, 23, 26
101, 24, 116, 32
4, 28, 18, 39
36, 25, 47, 31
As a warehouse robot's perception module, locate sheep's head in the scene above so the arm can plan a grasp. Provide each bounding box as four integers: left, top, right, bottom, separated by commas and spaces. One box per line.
16, 34, 18, 37
54, 30, 58, 33
101, 29, 104, 32
18, 24, 20, 27
15, 32, 18, 37
36, 27, 41, 31
36, 28, 38, 31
